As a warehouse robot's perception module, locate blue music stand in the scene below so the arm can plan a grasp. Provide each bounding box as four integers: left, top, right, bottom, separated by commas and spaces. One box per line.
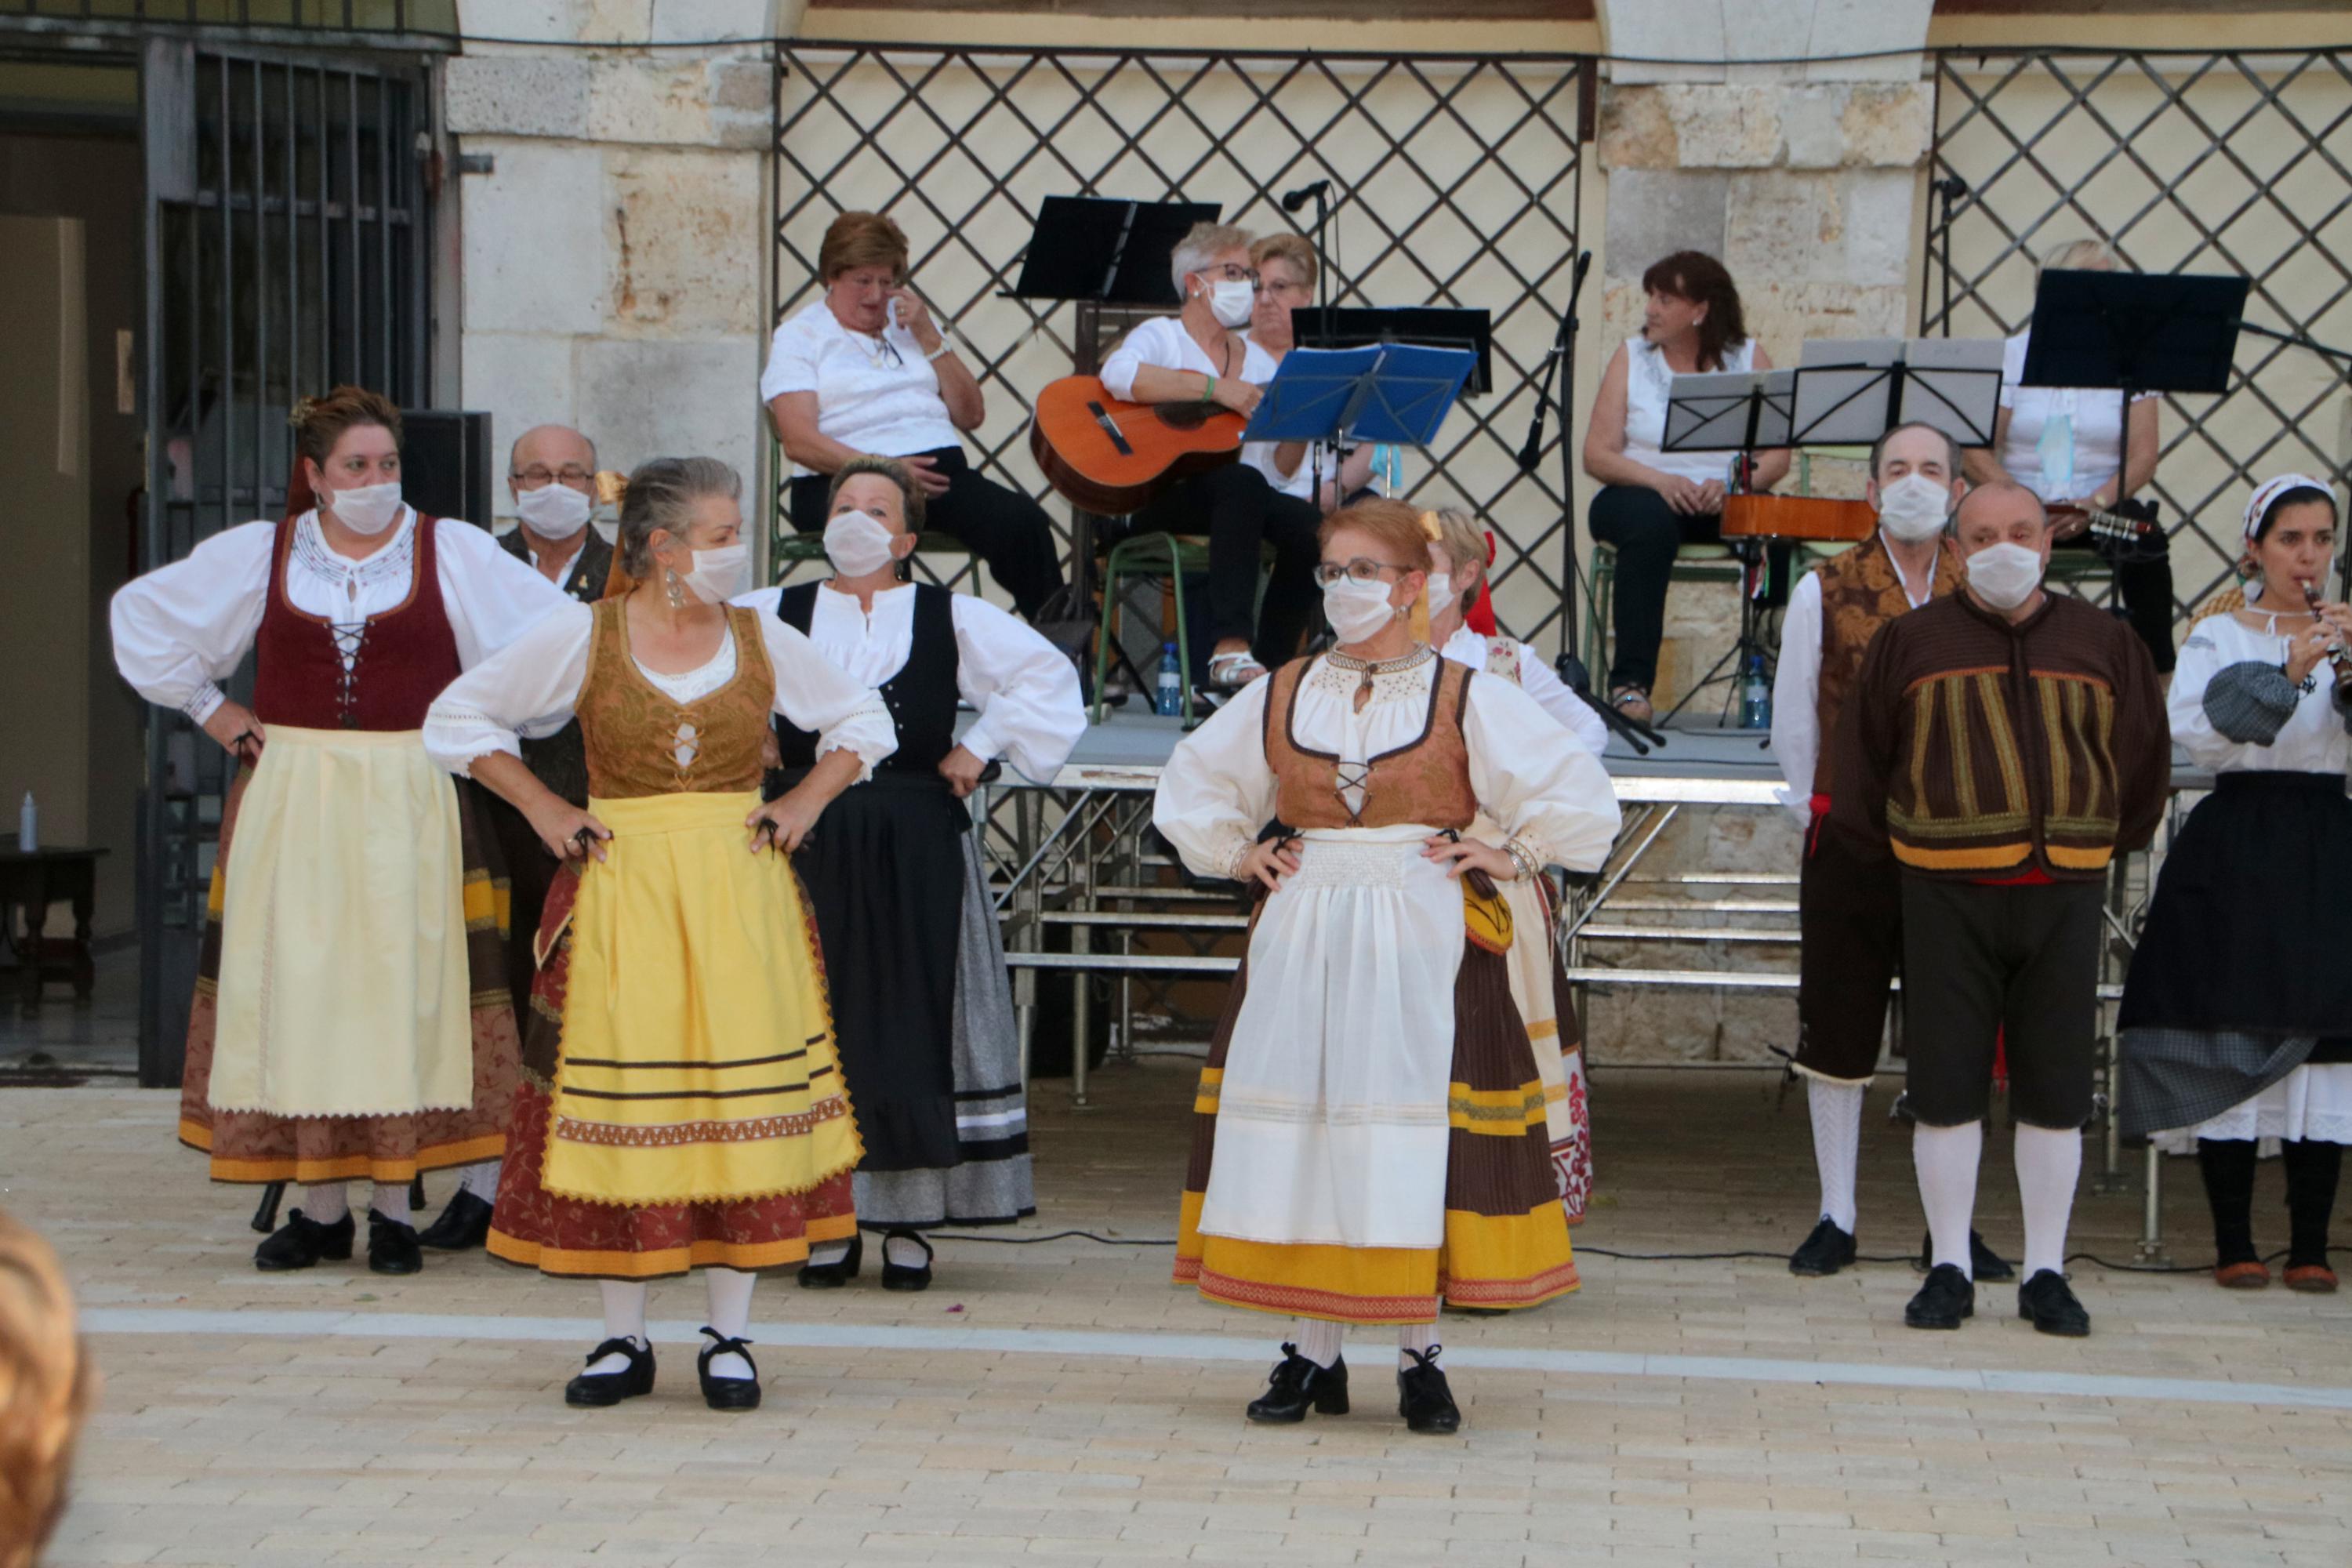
1243, 343, 1477, 498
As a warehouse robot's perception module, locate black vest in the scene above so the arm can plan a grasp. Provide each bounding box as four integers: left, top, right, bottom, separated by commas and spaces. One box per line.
773, 581, 960, 773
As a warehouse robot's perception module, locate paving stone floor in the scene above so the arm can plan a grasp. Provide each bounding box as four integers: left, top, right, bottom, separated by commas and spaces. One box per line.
8, 1058, 2349, 1568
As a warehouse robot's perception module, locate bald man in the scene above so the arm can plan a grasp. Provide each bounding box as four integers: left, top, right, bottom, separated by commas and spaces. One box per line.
502, 424, 613, 599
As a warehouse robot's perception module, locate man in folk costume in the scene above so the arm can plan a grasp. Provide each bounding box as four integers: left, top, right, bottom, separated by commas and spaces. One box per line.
109, 387, 568, 1274
422, 422, 619, 1253
1155, 500, 1621, 1433
1828, 481, 2169, 1338
1770, 422, 2010, 1282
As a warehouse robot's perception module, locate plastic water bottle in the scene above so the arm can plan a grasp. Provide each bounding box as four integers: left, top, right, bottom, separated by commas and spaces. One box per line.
1740, 654, 1772, 731
1155, 643, 1183, 717
17, 791, 35, 852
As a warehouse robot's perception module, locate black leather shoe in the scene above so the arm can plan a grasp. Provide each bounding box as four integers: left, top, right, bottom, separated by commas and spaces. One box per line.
1790, 1218, 1858, 1276
1915, 1230, 2016, 1283
2017, 1269, 2091, 1337
696, 1327, 762, 1411
418, 1189, 494, 1251
1244, 1344, 1349, 1424
253, 1208, 354, 1272
367, 1211, 423, 1276
797, 1232, 862, 1289
1904, 1262, 1975, 1329
564, 1337, 655, 1407
880, 1230, 935, 1293
1396, 1346, 1461, 1435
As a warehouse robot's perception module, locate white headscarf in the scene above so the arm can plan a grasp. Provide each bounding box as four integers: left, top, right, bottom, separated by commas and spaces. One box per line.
2242, 472, 2336, 546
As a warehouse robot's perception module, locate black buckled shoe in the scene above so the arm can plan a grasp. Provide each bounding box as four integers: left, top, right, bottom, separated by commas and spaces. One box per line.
1396, 1346, 1461, 1436
418, 1189, 494, 1251
1904, 1262, 1975, 1329
1918, 1228, 2015, 1282
367, 1211, 423, 1276
564, 1337, 655, 1407
1245, 1344, 1350, 1425
2016, 1269, 2091, 1338
880, 1230, 935, 1293
696, 1327, 762, 1411
1790, 1218, 1858, 1276
797, 1232, 862, 1289
252, 1208, 354, 1272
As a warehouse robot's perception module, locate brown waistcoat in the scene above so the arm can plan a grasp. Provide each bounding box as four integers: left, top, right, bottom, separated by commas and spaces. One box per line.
1263, 655, 1477, 831
574, 599, 775, 800
1810, 538, 1965, 795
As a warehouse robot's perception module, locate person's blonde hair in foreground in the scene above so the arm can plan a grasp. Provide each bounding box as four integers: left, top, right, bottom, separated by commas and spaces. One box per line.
0, 1210, 93, 1568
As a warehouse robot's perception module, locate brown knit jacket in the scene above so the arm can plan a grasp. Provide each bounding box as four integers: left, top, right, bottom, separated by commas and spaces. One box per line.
1826, 590, 2169, 880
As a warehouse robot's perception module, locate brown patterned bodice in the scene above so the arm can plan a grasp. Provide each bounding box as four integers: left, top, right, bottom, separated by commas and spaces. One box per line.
1263, 654, 1476, 831
1811, 538, 1964, 795
575, 599, 775, 799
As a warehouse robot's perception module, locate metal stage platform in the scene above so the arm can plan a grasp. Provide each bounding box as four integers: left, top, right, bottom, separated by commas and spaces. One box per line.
975, 706, 2205, 1262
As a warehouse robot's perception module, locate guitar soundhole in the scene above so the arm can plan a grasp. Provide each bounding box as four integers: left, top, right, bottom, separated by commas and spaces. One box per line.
1152, 402, 1212, 430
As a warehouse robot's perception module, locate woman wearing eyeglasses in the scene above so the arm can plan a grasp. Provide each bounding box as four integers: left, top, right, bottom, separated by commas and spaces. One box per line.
1154, 499, 1621, 1434
1100, 222, 1325, 694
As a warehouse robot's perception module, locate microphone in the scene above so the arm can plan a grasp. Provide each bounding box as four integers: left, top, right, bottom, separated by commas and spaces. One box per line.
1280, 180, 1330, 214
1931, 175, 1968, 200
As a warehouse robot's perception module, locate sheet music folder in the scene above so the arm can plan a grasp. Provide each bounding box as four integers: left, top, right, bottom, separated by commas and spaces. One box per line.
1661, 368, 1796, 452
1243, 343, 1478, 448
2020, 268, 2247, 395
1011, 196, 1221, 306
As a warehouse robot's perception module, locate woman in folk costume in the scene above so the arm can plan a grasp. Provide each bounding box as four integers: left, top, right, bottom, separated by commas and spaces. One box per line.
1153, 499, 1621, 1433
2121, 474, 2352, 1293
423, 457, 896, 1410
108, 387, 566, 1276
1424, 509, 1605, 1224
739, 457, 1083, 1291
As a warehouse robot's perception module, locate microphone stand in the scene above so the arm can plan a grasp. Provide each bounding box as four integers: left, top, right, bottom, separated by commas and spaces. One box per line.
1520, 251, 1663, 753
1305, 183, 1335, 505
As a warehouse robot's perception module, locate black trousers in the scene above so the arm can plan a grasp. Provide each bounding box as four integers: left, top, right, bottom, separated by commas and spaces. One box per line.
788, 446, 1064, 619
1792, 827, 1904, 1083
1128, 462, 1323, 670
1900, 877, 2103, 1129
1587, 483, 1788, 695
2053, 528, 2176, 674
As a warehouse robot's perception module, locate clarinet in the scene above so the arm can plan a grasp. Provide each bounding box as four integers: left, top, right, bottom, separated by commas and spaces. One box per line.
2300, 579, 2352, 713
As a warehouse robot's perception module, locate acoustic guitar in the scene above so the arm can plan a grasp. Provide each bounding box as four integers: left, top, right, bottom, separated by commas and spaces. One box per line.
1029, 375, 1247, 515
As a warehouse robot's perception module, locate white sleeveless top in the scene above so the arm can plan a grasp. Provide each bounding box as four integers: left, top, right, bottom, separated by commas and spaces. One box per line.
1621, 333, 1756, 485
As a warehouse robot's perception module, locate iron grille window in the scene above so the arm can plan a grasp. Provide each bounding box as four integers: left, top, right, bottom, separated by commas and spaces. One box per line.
1, 1, 456, 32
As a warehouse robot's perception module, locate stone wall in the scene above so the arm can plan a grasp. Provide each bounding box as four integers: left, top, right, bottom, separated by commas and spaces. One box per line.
448, 1, 782, 515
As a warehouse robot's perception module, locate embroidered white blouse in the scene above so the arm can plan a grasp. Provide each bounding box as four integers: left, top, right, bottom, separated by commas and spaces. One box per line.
109, 509, 571, 724
734, 582, 1085, 786
2170, 610, 2352, 777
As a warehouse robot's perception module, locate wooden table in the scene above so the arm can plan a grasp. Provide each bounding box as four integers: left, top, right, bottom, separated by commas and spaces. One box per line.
1, 843, 107, 1015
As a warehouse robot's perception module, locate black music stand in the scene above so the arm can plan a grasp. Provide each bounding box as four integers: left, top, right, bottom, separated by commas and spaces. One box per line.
1285, 307, 1494, 395
1789, 338, 2005, 451
2020, 268, 2249, 454
1011, 196, 1221, 308
1657, 371, 1797, 728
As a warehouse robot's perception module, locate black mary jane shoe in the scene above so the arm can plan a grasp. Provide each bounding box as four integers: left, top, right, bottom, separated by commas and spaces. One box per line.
253, 1208, 355, 1272
696, 1327, 763, 1412
2016, 1269, 2092, 1338
1790, 1217, 1858, 1277
1245, 1343, 1350, 1425
797, 1231, 862, 1289
367, 1211, 423, 1276
564, 1337, 655, 1407
418, 1189, 494, 1251
880, 1230, 935, 1293
1918, 1228, 2015, 1283
1396, 1346, 1461, 1436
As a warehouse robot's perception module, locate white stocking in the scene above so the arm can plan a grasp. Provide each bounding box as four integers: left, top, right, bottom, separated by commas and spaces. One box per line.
2013, 1123, 2082, 1280
456, 1160, 502, 1200
1807, 1078, 1865, 1233
1292, 1318, 1345, 1369
806, 1237, 852, 1268
369, 1181, 411, 1226
1913, 1120, 1984, 1279
299, 1182, 349, 1225
587, 1281, 648, 1374
1396, 1322, 1438, 1371
703, 1267, 757, 1381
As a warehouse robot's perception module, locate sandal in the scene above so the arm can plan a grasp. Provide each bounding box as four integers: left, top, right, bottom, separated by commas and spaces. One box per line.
1611, 686, 1654, 725
1206, 651, 1268, 691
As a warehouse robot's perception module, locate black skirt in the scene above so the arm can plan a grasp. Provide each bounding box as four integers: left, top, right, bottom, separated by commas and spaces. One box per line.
785, 768, 972, 1171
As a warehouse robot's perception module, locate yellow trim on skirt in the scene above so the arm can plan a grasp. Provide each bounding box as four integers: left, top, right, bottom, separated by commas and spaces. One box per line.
544, 790, 862, 1207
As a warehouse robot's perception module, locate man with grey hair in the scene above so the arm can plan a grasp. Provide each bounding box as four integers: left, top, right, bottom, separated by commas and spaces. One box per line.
1828, 480, 2168, 1339
502, 424, 612, 598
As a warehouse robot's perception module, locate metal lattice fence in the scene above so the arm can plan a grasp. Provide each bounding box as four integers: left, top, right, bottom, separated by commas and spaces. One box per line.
1926, 47, 2352, 619
771, 41, 1592, 648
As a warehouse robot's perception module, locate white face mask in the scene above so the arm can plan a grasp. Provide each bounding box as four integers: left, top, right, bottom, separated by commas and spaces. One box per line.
679, 543, 751, 605
322, 480, 404, 536
514, 482, 592, 539
1966, 541, 2045, 611
1323, 575, 1402, 643
823, 510, 900, 578
1425, 572, 1454, 618
1875, 474, 1952, 543
1201, 277, 1256, 328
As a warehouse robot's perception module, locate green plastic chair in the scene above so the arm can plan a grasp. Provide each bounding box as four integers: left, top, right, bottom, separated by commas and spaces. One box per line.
1091, 531, 1276, 726
1584, 540, 1742, 688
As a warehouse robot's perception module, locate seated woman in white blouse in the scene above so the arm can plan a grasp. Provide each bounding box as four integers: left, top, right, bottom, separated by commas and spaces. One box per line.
764, 210, 1063, 620
1241, 233, 1378, 512
1100, 221, 1324, 692
737, 456, 1083, 1291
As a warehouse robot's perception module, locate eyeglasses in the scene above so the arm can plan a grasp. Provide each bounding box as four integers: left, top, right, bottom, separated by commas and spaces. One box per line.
513, 466, 593, 488
1196, 263, 1260, 287
1311, 558, 1417, 588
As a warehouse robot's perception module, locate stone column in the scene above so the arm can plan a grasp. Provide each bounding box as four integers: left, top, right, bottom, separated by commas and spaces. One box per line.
447, 1, 792, 510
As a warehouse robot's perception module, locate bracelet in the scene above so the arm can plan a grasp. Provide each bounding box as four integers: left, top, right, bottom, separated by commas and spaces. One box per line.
1503, 839, 1541, 882
924, 339, 954, 362
1201, 374, 1216, 405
